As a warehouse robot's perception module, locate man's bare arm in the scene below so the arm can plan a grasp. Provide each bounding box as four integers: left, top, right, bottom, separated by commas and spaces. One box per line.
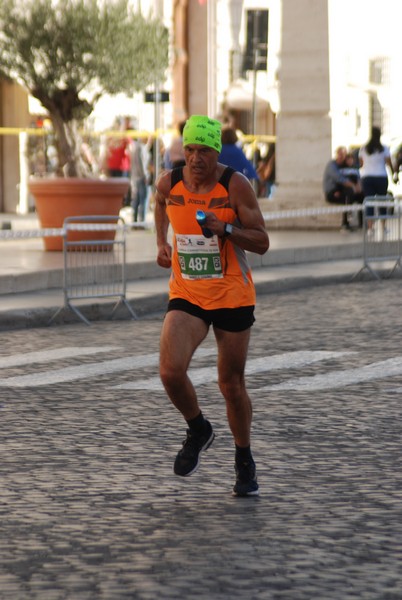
203, 172, 269, 255
154, 171, 172, 268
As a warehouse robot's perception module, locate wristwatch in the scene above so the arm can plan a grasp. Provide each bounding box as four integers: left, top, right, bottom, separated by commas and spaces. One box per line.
223, 222, 233, 237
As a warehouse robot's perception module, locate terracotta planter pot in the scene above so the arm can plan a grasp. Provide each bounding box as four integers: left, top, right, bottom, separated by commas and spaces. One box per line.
28, 177, 130, 251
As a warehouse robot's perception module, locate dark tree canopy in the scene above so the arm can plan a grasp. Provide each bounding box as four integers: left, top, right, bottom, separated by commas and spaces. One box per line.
0, 0, 169, 176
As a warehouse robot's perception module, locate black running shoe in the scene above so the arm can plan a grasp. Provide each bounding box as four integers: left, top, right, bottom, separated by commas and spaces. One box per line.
174, 420, 215, 477
233, 459, 259, 496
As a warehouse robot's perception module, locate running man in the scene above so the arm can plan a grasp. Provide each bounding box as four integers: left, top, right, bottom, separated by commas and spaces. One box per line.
154, 115, 269, 496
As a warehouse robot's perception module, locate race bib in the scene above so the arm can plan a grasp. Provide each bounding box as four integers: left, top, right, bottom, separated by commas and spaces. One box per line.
176, 234, 223, 279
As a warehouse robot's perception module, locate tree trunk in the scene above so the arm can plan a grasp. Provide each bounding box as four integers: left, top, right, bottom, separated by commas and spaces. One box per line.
50, 114, 89, 177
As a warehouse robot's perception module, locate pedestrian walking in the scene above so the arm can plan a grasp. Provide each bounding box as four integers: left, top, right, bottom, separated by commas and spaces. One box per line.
154, 114, 269, 496
359, 126, 394, 232
130, 137, 149, 222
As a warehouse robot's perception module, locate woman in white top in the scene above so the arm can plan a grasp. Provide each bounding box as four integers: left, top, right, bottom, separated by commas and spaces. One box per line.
359, 127, 394, 228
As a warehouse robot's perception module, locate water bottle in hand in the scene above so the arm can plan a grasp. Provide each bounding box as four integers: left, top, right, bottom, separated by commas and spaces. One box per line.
196, 210, 213, 238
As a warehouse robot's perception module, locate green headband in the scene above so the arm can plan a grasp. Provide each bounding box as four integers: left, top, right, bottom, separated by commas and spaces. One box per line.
183, 115, 222, 153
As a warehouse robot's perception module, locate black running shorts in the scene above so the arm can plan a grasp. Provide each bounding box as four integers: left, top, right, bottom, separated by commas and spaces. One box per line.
166, 298, 255, 332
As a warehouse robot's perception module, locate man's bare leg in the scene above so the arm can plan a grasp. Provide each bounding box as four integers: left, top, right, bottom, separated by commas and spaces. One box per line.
214, 326, 259, 496
159, 309, 209, 419
160, 310, 214, 476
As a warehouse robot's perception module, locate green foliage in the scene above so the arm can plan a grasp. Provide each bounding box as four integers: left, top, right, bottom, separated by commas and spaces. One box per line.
0, 0, 168, 119
0, 0, 169, 175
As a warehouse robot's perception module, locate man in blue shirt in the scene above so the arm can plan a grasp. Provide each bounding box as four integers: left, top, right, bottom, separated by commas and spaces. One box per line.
323, 146, 361, 230
218, 126, 258, 181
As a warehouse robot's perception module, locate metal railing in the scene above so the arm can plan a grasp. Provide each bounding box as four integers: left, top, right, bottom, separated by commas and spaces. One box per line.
49, 216, 138, 325
2, 201, 402, 324
352, 196, 402, 280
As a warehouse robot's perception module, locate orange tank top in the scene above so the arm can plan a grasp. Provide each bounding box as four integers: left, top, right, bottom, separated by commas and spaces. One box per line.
166, 167, 256, 310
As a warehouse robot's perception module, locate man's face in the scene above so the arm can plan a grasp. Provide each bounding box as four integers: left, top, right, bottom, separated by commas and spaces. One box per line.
335, 147, 347, 164
184, 144, 218, 176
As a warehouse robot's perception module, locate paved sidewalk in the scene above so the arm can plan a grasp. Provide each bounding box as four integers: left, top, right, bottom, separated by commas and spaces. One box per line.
1, 215, 399, 330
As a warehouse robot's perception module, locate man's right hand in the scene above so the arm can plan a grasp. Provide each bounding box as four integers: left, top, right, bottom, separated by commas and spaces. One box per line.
157, 243, 172, 268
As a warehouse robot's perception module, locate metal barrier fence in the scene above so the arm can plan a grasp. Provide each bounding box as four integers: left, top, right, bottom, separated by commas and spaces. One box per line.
2, 201, 402, 325
352, 196, 402, 280
49, 216, 138, 325
261, 203, 363, 222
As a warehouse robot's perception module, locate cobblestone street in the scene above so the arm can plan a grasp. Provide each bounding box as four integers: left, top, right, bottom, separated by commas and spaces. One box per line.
1, 279, 402, 599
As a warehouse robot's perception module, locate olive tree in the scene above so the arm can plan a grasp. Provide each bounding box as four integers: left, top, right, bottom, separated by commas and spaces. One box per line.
0, 0, 168, 176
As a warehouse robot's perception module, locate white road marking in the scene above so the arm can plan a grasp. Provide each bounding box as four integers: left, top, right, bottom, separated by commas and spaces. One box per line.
114, 351, 352, 391
0, 347, 119, 369
2, 347, 399, 393
259, 357, 402, 391
0, 347, 214, 387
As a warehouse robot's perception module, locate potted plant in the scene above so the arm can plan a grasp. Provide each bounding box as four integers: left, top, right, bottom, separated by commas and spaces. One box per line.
0, 0, 168, 249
